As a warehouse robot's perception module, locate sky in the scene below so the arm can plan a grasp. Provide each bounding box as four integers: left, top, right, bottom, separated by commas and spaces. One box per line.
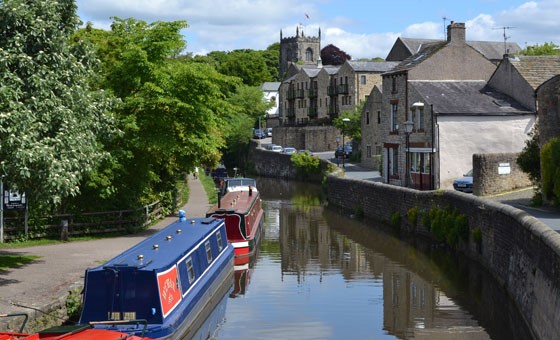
76, 0, 560, 59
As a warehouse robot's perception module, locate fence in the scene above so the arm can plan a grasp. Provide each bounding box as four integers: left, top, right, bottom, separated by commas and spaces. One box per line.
2, 201, 163, 241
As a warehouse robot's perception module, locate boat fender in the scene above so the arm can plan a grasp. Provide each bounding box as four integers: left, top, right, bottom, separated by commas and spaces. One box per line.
179, 210, 186, 222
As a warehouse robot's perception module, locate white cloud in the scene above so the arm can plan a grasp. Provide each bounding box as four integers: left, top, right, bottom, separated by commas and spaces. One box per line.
76, 0, 560, 58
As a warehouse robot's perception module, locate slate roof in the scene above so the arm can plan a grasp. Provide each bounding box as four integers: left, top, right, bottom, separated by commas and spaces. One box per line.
260, 82, 280, 91
385, 42, 447, 75
397, 37, 520, 61
410, 81, 533, 116
347, 61, 400, 73
508, 55, 560, 89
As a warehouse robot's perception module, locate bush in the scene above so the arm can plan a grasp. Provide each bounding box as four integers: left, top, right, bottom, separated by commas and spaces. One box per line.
291, 152, 322, 179
540, 137, 560, 205
406, 207, 418, 226
429, 206, 469, 247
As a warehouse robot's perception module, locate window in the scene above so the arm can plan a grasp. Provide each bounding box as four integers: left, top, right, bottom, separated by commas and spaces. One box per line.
387, 147, 399, 176
366, 145, 372, 158
186, 258, 195, 283
366, 111, 370, 125
360, 75, 366, 84
390, 104, 398, 132
391, 77, 397, 93
216, 232, 223, 252
377, 111, 381, 124
305, 48, 313, 61
418, 108, 424, 130
411, 109, 416, 130
375, 145, 382, 155
205, 241, 212, 263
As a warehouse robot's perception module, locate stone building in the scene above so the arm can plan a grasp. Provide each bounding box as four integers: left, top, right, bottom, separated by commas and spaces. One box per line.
375, 22, 534, 190
536, 74, 560, 148
386, 37, 521, 64
279, 27, 321, 80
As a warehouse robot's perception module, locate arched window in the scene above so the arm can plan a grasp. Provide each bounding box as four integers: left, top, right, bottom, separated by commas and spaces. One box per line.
305, 48, 314, 61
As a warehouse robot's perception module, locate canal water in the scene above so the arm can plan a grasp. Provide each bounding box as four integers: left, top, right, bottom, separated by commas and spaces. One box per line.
213, 178, 533, 340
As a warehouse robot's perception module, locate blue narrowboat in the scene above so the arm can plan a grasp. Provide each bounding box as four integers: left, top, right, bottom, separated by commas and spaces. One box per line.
77, 216, 234, 339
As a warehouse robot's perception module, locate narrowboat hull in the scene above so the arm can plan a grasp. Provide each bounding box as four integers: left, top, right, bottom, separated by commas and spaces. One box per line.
78, 217, 234, 339
206, 182, 264, 263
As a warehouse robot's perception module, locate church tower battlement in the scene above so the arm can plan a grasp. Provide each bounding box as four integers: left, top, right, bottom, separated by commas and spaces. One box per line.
279, 26, 321, 79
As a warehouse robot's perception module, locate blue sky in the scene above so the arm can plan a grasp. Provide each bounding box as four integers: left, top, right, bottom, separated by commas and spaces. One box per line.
76, 0, 560, 59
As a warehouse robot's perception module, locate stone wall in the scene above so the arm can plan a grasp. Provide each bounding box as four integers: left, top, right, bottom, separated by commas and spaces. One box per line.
473, 152, 532, 196
249, 142, 330, 182
272, 126, 338, 152
327, 175, 560, 340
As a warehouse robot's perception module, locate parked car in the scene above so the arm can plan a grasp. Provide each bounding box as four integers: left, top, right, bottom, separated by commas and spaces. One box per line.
265, 128, 273, 137
335, 145, 352, 159
453, 169, 473, 193
283, 147, 296, 155
253, 129, 266, 139
271, 145, 283, 152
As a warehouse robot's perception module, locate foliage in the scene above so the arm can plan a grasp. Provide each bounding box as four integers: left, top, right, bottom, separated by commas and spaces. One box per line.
212, 49, 274, 86
291, 152, 322, 178
517, 127, 541, 184
199, 172, 219, 205
390, 211, 401, 230
332, 102, 363, 143
321, 44, 351, 65
428, 206, 469, 247
262, 43, 280, 81
471, 227, 482, 245
72, 17, 241, 210
65, 287, 83, 322
540, 137, 560, 206
0, 0, 116, 208
519, 42, 560, 56
406, 207, 419, 226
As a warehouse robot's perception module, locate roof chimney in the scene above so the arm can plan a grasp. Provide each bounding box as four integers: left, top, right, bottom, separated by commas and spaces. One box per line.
446, 21, 466, 44
317, 58, 323, 68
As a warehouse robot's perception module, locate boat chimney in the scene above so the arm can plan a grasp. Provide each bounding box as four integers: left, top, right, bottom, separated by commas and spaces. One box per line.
249, 185, 253, 196
217, 190, 222, 208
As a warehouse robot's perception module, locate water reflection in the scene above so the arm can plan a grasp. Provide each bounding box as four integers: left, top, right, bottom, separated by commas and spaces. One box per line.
218, 179, 532, 340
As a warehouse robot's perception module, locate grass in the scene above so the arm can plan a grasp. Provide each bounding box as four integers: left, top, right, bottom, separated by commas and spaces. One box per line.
0, 254, 40, 270
199, 172, 219, 205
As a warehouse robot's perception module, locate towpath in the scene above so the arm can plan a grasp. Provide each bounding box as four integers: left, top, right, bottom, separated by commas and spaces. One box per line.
0, 176, 210, 317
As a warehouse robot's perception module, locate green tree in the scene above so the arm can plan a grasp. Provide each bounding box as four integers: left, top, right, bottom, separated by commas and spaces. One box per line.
540, 138, 560, 205
519, 42, 560, 56
215, 49, 273, 86
517, 127, 541, 184
333, 102, 364, 144
75, 18, 239, 209
0, 0, 115, 208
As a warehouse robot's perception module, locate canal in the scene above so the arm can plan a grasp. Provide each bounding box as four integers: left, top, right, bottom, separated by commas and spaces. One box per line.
214, 178, 533, 339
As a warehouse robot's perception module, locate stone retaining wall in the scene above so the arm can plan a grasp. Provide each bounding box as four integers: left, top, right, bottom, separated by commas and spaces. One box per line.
473, 152, 532, 196
327, 175, 560, 340
249, 141, 330, 182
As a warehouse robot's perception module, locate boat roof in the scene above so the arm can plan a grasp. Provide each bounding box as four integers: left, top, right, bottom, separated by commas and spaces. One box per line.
89, 217, 225, 272
208, 190, 258, 216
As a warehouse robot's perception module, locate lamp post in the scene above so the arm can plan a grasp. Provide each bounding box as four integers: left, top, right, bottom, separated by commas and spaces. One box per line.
335, 135, 341, 167
342, 118, 350, 168
403, 120, 414, 187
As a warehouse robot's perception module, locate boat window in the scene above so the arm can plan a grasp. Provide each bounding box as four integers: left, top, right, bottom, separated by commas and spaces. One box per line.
205, 241, 213, 263
186, 258, 195, 284
216, 232, 223, 252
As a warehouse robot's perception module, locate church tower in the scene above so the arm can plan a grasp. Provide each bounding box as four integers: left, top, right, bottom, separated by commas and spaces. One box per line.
279, 26, 321, 80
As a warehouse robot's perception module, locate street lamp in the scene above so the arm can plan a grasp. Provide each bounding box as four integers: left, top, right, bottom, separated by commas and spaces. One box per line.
342, 118, 350, 168
403, 120, 414, 187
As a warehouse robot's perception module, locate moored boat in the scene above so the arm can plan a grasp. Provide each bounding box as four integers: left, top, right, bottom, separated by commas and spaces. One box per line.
77, 216, 234, 339
207, 178, 264, 264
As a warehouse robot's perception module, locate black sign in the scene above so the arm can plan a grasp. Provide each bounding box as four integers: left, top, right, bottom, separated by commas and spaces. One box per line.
3, 185, 26, 210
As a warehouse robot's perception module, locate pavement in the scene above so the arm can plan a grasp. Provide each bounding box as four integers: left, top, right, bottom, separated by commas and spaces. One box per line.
0, 175, 211, 318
